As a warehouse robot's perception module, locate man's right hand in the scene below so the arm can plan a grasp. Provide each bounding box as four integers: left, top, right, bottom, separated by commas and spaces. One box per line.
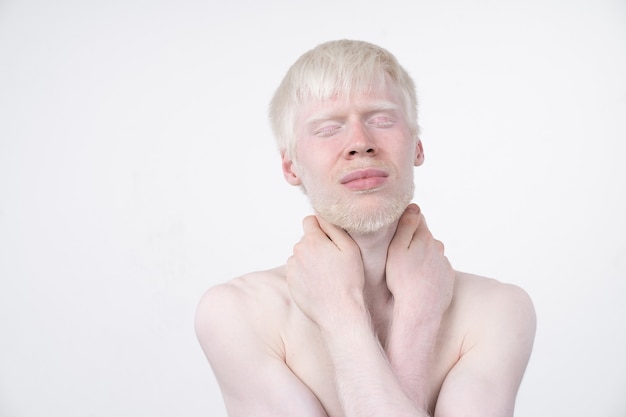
286, 215, 367, 328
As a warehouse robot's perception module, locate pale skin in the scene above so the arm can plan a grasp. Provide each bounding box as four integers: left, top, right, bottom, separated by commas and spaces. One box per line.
196, 81, 536, 417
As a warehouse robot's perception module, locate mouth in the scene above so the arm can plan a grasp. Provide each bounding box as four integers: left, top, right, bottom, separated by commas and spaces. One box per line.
340, 168, 389, 191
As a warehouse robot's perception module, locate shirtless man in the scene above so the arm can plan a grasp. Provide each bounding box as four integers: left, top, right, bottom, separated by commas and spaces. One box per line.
195, 40, 536, 417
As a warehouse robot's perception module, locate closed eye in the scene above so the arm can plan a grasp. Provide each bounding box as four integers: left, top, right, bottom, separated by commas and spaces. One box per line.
368, 117, 395, 128
315, 124, 342, 137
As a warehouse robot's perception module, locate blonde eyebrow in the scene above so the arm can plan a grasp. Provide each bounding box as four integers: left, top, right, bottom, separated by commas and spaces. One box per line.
304, 110, 342, 127
358, 100, 402, 114
304, 100, 401, 126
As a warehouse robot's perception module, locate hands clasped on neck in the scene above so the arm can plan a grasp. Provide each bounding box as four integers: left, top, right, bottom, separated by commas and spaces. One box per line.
285, 203, 455, 331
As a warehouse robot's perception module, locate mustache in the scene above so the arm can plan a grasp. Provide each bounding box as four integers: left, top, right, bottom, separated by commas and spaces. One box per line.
335, 160, 392, 179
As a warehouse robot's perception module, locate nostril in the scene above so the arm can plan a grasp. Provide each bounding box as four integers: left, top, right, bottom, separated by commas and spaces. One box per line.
366, 148, 375, 153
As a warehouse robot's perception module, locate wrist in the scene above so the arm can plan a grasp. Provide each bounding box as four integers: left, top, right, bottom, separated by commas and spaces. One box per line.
318, 299, 370, 335
388, 298, 443, 349
392, 290, 446, 322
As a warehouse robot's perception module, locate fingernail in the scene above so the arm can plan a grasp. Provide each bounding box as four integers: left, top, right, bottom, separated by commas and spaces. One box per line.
407, 204, 420, 214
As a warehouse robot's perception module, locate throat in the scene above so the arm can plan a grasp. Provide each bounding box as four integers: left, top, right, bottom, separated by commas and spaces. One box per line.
364, 288, 393, 348
348, 217, 399, 347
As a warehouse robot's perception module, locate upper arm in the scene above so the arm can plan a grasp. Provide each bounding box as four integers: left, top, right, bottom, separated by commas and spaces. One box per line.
435, 283, 536, 417
195, 282, 328, 417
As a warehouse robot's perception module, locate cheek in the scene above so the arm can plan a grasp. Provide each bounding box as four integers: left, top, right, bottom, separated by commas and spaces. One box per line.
297, 164, 334, 198
298, 167, 321, 190
295, 145, 333, 178
394, 144, 417, 166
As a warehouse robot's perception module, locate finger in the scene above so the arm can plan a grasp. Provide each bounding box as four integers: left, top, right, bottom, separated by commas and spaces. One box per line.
302, 215, 323, 236
285, 254, 295, 274
413, 210, 435, 245
315, 214, 354, 249
391, 204, 423, 249
302, 215, 347, 250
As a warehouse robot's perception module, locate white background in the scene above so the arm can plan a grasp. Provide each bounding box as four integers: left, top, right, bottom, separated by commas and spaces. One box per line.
1, 0, 625, 416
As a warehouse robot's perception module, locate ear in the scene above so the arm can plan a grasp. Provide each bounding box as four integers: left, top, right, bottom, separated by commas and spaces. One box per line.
281, 151, 302, 186
414, 139, 425, 167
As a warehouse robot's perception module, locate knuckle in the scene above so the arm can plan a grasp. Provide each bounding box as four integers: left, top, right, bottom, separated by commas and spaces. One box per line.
292, 241, 305, 256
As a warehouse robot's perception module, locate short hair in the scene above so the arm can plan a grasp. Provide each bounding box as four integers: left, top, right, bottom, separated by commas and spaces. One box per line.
269, 39, 419, 160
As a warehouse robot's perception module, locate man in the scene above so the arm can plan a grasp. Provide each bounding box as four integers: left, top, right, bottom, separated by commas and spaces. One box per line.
195, 40, 536, 417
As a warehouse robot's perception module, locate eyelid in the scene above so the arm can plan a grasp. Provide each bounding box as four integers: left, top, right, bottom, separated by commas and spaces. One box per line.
314, 123, 342, 137
367, 114, 396, 127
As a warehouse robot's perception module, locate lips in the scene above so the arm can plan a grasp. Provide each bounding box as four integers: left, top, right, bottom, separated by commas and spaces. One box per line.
340, 168, 389, 184
340, 168, 389, 190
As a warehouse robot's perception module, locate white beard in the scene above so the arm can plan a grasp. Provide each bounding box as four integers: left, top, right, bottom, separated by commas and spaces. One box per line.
316, 189, 414, 234
300, 167, 415, 234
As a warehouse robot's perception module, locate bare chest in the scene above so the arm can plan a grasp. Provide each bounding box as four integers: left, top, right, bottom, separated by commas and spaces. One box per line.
282, 307, 462, 417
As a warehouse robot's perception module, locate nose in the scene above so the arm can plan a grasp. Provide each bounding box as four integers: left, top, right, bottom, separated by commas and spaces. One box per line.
344, 121, 378, 158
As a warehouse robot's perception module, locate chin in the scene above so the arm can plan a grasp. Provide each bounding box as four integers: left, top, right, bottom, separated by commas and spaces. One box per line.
342, 216, 396, 235
315, 191, 413, 234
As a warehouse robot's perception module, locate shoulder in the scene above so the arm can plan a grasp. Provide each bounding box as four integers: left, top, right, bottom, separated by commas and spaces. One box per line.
195, 269, 330, 416
435, 273, 536, 416
197, 267, 290, 308
195, 267, 292, 359
454, 271, 534, 309
452, 271, 536, 352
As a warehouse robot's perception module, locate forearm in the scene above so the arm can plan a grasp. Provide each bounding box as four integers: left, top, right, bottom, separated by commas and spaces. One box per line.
385, 298, 443, 410
320, 304, 428, 417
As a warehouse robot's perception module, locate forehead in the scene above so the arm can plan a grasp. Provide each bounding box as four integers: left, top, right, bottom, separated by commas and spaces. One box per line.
296, 80, 405, 124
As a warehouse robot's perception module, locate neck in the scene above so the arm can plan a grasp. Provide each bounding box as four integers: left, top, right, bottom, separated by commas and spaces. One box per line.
347, 219, 399, 309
